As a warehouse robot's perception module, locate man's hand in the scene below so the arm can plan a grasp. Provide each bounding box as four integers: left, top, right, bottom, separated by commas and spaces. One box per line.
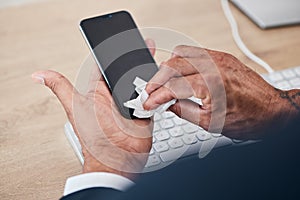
31, 39, 156, 180
144, 45, 296, 139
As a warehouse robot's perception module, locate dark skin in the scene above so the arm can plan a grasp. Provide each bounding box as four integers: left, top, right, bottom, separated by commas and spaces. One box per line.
32, 41, 300, 179
143, 45, 300, 139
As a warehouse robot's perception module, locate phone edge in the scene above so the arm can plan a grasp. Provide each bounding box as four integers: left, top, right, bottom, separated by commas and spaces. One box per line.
78, 23, 133, 119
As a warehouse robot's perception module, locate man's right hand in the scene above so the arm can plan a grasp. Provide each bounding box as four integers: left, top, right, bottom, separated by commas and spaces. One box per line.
143, 45, 299, 140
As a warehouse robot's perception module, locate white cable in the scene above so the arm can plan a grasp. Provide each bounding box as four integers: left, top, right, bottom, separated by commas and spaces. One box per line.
221, 0, 274, 73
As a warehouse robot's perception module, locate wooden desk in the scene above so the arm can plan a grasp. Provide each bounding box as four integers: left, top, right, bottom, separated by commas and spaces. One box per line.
0, 0, 299, 199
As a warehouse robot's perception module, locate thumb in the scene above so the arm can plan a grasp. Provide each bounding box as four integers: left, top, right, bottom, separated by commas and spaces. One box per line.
32, 70, 76, 119
169, 99, 203, 127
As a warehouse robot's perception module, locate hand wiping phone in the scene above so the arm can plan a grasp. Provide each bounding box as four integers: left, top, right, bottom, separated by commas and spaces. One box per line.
124, 77, 202, 118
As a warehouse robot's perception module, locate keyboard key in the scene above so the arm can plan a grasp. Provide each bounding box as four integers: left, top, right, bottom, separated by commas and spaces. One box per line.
199, 137, 232, 155
269, 72, 283, 82
182, 134, 198, 144
149, 148, 154, 155
232, 139, 245, 144
154, 113, 162, 122
269, 73, 283, 82
196, 132, 211, 141
155, 130, 170, 141
294, 67, 300, 76
276, 81, 291, 90
153, 142, 169, 152
215, 137, 233, 148
289, 78, 300, 87
141, 66, 300, 170
173, 117, 188, 126
282, 70, 296, 78
146, 155, 161, 167
168, 138, 184, 149
162, 111, 175, 118
182, 124, 199, 133
211, 133, 222, 138
169, 127, 184, 137
159, 119, 175, 129
153, 123, 160, 132
160, 147, 187, 162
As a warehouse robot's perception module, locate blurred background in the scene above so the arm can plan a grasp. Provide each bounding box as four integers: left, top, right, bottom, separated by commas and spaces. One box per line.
0, 0, 45, 8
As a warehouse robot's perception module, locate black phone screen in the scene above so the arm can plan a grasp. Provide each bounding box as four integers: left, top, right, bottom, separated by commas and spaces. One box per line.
80, 11, 158, 119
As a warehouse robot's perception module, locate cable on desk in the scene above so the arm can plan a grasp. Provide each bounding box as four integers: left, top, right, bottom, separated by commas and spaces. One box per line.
221, 0, 274, 73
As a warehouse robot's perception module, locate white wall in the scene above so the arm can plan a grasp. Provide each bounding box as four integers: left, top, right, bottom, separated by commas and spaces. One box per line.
0, 0, 48, 9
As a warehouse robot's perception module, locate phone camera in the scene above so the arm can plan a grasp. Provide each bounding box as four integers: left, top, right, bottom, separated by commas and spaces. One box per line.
108, 14, 112, 18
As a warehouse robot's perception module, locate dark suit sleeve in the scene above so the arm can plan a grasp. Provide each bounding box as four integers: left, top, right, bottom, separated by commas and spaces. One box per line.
118, 116, 300, 200
61, 116, 300, 200
60, 187, 122, 200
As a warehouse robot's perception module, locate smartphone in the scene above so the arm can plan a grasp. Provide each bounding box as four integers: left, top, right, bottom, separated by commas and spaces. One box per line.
79, 11, 158, 119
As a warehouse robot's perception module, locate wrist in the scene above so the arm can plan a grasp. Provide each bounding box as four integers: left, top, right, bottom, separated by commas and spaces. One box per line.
278, 89, 300, 119
82, 156, 138, 181
271, 89, 300, 131
286, 89, 300, 116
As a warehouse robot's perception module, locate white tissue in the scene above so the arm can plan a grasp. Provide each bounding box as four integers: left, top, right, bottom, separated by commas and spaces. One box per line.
124, 77, 203, 118
123, 77, 176, 118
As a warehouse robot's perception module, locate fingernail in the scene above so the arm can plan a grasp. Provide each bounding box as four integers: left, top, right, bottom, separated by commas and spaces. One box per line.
31, 74, 45, 85
143, 100, 150, 110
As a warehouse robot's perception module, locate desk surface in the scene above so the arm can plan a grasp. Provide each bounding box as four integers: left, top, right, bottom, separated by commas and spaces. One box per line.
1, 0, 300, 199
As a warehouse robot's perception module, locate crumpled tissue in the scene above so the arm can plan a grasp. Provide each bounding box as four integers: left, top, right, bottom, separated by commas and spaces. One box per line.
124, 77, 202, 118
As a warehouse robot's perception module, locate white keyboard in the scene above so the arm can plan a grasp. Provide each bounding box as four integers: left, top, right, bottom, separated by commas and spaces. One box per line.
64, 65, 300, 172
261, 66, 300, 90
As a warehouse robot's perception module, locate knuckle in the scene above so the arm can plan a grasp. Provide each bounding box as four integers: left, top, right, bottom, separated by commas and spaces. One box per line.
220, 51, 236, 64
47, 73, 65, 92
173, 45, 188, 56
173, 45, 185, 52
164, 58, 182, 74
152, 97, 162, 106
147, 83, 159, 92
164, 58, 177, 67
164, 80, 177, 98
163, 59, 173, 68
165, 78, 175, 90
160, 63, 172, 71
192, 75, 205, 96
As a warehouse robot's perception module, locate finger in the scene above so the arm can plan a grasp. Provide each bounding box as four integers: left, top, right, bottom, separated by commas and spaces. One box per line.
145, 57, 211, 94
145, 63, 178, 94
32, 70, 76, 119
145, 57, 198, 94
172, 45, 210, 58
145, 38, 156, 56
171, 99, 223, 133
169, 99, 203, 127
144, 74, 208, 110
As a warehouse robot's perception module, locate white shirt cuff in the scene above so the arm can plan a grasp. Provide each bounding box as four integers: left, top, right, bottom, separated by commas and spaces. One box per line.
63, 172, 135, 196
